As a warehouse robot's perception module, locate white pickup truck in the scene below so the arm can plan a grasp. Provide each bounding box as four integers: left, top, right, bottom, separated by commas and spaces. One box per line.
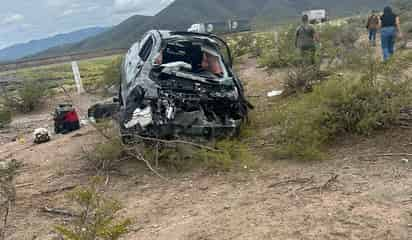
187, 20, 251, 34
302, 9, 328, 24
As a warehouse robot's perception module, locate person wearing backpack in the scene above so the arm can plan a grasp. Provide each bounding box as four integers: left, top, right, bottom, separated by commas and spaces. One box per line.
380, 6, 403, 61
366, 11, 380, 46
295, 14, 320, 65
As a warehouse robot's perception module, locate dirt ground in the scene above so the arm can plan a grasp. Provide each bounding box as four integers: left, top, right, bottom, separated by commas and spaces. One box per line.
2, 57, 412, 240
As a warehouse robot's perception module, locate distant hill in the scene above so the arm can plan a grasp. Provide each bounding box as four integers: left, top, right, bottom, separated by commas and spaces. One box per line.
34, 0, 390, 58
0, 27, 108, 62
35, 16, 152, 58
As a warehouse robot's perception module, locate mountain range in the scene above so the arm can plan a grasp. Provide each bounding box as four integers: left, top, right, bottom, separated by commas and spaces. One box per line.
17, 0, 392, 59
0, 27, 108, 62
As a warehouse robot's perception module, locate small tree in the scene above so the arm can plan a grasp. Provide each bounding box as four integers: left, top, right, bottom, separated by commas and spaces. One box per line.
2, 79, 47, 113
101, 57, 122, 90
17, 79, 47, 113
0, 160, 19, 240
257, 25, 300, 69
55, 178, 131, 240
0, 107, 11, 128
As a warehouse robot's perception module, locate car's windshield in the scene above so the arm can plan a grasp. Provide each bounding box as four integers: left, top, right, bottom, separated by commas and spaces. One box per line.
156, 38, 229, 79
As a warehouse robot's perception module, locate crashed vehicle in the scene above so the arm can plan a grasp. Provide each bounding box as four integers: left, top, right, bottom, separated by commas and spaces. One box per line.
119, 30, 253, 140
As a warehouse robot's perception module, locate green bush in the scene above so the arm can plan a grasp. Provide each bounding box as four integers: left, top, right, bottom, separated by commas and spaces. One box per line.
140, 139, 256, 172
85, 121, 124, 173
19, 79, 48, 113
0, 107, 11, 128
283, 64, 322, 95
257, 25, 300, 68
196, 140, 257, 171
226, 33, 256, 59
273, 71, 412, 160
3, 79, 47, 113
55, 178, 131, 240
0, 159, 19, 239
87, 138, 124, 173
318, 23, 363, 70
101, 57, 122, 90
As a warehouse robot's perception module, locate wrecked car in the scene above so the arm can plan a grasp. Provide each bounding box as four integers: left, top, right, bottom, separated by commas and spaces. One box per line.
118, 30, 253, 141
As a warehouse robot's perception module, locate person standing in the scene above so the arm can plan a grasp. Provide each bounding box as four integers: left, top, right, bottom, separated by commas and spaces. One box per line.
295, 14, 320, 64
380, 6, 403, 60
366, 11, 380, 46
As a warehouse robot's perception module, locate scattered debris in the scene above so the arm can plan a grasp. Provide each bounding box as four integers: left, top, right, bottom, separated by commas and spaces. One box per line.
53, 104, 80, 134
33, 128, 51, 144
303, 174, 339, 192
40, 185, 78, 195
87, 101, 119, 123
41, 206, 77, 217
267, 90, 283, 97
199, 186, 209, 191
268, 176, 314, 188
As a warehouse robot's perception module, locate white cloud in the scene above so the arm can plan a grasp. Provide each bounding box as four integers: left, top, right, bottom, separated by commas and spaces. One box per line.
113, 0, 174, 15
46, 0, 76, 7
62, 9, 75, 16
59, 3, 101, 17
2, 13, 25, 25
86, 5, 100, 12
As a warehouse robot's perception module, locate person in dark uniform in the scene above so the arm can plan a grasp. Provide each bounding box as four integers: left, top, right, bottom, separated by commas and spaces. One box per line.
295, 14, 320, 64
380, 6, 403, 60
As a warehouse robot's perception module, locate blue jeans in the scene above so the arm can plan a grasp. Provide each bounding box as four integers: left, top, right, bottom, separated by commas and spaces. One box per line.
381, 27, 396, 61
369, 29, 377, 42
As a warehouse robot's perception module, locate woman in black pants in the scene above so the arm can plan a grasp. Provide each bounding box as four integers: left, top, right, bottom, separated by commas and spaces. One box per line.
380, 6, 403, 60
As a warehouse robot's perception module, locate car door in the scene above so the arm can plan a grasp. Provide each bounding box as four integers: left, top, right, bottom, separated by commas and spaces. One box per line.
121, 33, 155, 104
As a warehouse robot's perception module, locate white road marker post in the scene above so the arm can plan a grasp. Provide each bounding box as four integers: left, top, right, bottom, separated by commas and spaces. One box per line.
71, 61, 84, 94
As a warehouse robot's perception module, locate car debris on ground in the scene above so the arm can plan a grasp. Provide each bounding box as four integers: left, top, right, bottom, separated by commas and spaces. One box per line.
53, 104, 80, 134
267, 90, 283, 97
33, 128, 51, 144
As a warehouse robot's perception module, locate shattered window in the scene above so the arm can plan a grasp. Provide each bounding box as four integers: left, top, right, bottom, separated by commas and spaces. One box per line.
139, 37, 154, 62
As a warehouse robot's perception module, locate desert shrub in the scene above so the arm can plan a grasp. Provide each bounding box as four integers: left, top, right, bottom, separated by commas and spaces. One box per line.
257, 25, 300, 68
401, 21, 412, 42
273, 70, 412, 160
402, 21, 412, 33
55, 177, 131, 240
101, 57, 123, 90
318, 23, 363, 70
283, 64, 323, 95
0, 106, 11, 128
226, 33, 256, 59
17, 79, 48, 113
0, 159, 19, 239
141, 139, 256, 172
85, 138, 124, 173
2, 79, 47, 113
196, 140, 257, 171
394, 0, 412, 13
84, 121, 125, 173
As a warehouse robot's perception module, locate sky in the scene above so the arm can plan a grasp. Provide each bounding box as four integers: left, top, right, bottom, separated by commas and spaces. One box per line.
0, 0, 174, 49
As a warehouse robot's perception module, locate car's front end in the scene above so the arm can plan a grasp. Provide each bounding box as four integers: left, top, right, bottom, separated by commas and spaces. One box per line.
119, 31, 252, 140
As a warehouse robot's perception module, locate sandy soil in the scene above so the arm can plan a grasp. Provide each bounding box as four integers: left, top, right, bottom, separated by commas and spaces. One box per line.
2, 57, 412, 240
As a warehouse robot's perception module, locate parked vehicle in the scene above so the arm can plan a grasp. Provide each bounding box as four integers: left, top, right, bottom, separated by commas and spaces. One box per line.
302, 9, 328, 24
117, 30, 253, 141
187, 19, 251, 34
